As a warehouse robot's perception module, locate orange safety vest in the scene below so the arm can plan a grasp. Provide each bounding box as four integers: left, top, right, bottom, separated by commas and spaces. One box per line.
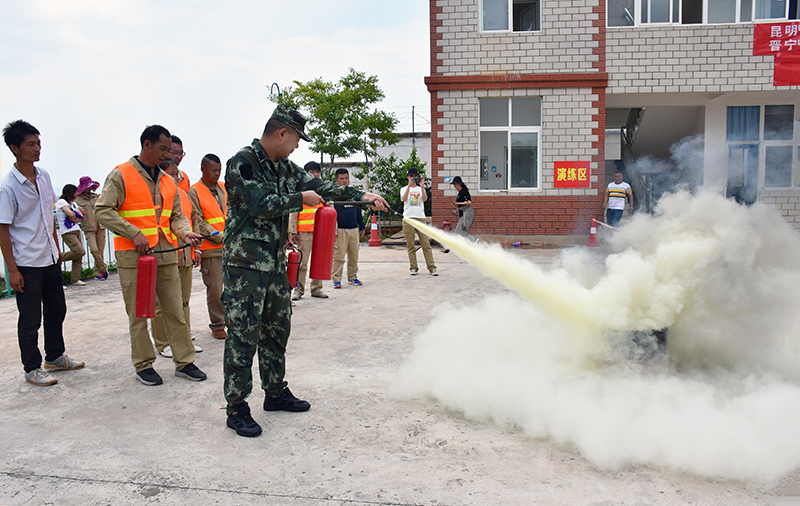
191, 181, 227, 251
178, 171, 190, 193
297, 203, 322, 233
113, 162, 178, 251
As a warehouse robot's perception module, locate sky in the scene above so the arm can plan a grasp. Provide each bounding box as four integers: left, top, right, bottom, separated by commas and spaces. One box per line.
0, 0, 431, 192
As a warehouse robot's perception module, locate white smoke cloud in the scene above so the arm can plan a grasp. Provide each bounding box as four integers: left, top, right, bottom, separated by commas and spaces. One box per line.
395, 190, 800, 483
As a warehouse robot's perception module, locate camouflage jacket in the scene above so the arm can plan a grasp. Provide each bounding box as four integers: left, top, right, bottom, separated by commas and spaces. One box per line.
223, 139, 364, 273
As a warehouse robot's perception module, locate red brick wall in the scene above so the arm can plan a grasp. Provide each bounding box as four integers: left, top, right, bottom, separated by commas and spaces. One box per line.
427, 0, 608, 237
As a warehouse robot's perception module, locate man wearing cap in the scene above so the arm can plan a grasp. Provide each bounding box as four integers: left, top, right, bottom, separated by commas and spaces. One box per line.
188, 153, 228, 339
222, 104, 389, 437
288, 161, 327, 301
401, 168, 437, 276
75, 176, 108, 280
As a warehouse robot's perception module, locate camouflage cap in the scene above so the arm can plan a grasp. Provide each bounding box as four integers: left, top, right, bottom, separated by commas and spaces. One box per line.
272, 104, 311, 142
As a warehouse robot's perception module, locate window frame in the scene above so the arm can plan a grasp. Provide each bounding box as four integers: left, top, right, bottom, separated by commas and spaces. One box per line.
480, 0, 542, 33
726, 104, 798, 193
608, 0, 795, 26
478, 97, 543, 192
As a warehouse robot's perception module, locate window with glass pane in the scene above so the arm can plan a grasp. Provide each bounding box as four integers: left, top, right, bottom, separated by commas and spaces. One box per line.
741, 0, 753, 20
513, 0, 540, 31
480, 131, 508, 190
480, 98, 509, 127
642, 0, 672, 22
754, 0, 787, 18
764, 146, 793, 187
482, 0, 540, 31
483, 0, 509, 30
479, 97, 542, 190
764, 105, 794, 141
608, 0, 635, 25
510, 133, 538, 188
708, 0, 736, 22
511, 97, 542, 127
727, 106, 760, 141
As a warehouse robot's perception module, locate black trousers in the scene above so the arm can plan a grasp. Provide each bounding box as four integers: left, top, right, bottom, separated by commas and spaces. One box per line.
16, 263, 66, 372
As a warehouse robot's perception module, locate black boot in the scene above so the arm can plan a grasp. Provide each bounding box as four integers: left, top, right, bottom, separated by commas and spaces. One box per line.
263, 387, 311, 412
227, 405, 262, 437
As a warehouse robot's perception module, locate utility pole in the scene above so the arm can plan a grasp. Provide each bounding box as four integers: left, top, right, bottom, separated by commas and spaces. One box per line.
412, 105, 416, 149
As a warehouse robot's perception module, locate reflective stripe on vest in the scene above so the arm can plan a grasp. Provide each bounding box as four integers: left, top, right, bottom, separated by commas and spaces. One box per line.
191, 181, 227, 251
113, 162, 178, 251
297, 203, 322, 233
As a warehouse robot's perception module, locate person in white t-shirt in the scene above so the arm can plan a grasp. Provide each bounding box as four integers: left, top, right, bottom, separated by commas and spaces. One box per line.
401, 168, 437, 276
603, 169, 633, 227
55, 184, 86, 286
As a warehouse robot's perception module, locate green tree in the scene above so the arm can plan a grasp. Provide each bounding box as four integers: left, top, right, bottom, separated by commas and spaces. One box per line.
271, 68, 400, 182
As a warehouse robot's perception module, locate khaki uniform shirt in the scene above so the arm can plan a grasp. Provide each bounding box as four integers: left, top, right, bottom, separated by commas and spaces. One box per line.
75, 192, 105, 233
95, 157, 192, 269
187, 181, 225, 259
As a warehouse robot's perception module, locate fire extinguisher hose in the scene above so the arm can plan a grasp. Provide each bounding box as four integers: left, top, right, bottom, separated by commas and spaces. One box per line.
148, 231, 220, 254
327, 201, 404, 218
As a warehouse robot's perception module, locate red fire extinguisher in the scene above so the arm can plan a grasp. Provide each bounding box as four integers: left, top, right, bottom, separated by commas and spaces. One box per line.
135, 254, 157, 319
286, 247, 302, 288
310, 205, 337, 280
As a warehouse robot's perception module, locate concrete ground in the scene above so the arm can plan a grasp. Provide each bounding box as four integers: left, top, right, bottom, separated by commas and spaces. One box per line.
0, 244, 797, 505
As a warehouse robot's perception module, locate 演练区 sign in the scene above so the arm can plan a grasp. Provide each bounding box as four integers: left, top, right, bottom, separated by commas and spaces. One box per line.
554, 161, 590, 188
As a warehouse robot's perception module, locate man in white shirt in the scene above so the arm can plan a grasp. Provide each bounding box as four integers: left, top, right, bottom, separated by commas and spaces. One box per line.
603, 169, 633, 227
0, 120, 84, 386
401, 168, 437, 276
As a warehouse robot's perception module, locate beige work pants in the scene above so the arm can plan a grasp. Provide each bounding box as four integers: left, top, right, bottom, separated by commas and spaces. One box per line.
332, 228, 360, 283
84, 228, 107, 275
200, 256, 225, 331
151, 263, 192, 352
403, 218, 436, 272
119, 264, 195, 372
61, 230, 85, 283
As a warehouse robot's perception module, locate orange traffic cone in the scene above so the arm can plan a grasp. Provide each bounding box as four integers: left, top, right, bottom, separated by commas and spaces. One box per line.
587, 219, 599, 247
368, 213, 382, 247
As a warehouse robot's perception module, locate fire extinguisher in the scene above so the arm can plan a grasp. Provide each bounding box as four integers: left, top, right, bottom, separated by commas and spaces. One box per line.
309, 205, 337, 280
135, 254, 158, 319
286, 247, 302, 288
134, 231, 219, 319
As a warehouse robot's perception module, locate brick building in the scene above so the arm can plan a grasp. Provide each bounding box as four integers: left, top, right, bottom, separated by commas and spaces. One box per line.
426, 0, 800, 240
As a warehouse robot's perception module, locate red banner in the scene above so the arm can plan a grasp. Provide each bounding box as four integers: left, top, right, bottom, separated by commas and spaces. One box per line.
753, 22, 800, 86
754, 22, 800, 55
553, 161, 590, 188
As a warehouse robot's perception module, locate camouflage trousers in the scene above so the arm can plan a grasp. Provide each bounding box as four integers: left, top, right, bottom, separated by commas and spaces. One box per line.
222, 266, 292, 415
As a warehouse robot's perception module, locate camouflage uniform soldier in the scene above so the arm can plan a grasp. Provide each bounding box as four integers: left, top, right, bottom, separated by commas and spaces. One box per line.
223, 104, 389, 437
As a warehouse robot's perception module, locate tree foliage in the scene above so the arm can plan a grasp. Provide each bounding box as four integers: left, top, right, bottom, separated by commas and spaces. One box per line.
271, 68, 400, 180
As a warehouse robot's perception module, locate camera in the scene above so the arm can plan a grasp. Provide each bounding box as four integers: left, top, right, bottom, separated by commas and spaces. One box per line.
413, 177, 421, 184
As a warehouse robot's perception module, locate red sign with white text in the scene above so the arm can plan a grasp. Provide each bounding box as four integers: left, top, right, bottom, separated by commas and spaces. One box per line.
753, 22, 800, 86
553, 161, 590, 188
754, 22, 800, 55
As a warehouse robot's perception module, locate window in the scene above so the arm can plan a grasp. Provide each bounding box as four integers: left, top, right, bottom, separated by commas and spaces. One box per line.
726, 105, 797, 203
608, 0, 797, 25
482, 0, 540, 32
479, 97, 542, 191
